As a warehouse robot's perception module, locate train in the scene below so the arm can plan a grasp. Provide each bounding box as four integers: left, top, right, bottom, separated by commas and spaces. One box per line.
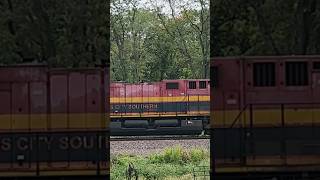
0, 64, 109, 179
211, 55, 320, 179
110, 79, 210, 135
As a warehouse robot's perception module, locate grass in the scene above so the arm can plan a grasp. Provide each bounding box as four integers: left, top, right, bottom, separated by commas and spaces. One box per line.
111, 146, 210, 180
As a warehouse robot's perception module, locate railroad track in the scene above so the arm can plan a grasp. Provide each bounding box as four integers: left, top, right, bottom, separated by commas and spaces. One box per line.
110, 135, 210, 141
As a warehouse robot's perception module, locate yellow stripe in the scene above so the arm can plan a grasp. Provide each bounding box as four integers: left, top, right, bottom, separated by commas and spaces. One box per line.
0, 113, 109, 130
111, 111, 210, 118
212, 108, 320, 127
110, 96, 210, 103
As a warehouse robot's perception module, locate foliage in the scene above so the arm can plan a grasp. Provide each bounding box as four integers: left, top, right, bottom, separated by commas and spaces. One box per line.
2, 0, 319, 80
0, 0, 108, 67
111, 0, 209, 82
111, 146, 210, 180
149, 146, 209, 164
211, 0, 320, 56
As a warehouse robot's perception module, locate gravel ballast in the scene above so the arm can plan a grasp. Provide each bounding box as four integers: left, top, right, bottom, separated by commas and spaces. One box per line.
110, 139, 210, 156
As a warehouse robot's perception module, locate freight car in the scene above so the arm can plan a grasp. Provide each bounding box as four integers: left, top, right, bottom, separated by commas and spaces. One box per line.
110, 79, 210, 135
211, 55, 320, 179
0, 64, 109, 179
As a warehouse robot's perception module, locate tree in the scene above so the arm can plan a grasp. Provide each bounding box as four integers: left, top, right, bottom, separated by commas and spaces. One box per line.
0, 0, 109, 67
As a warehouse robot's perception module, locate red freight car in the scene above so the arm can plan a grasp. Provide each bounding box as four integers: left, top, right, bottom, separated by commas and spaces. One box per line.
110, 79, 210, 135
211, 56, 320, 179
0, 65, 109, 179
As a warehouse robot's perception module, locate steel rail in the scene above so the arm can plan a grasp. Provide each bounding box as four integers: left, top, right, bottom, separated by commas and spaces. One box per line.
110, 135, 210, 141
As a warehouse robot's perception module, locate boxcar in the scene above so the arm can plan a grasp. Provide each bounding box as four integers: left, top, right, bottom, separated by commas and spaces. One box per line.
110, 79, 210, 135
0, 65, 109, 179
211, 56, 320, 179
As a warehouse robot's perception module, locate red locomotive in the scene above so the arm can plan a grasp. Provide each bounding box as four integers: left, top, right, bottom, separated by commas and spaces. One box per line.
211, 56, 320, 179
110, 79, 210, 135
0, 65, 109, 179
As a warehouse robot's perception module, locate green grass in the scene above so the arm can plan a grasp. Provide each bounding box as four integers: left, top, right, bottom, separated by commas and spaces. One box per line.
111, 146, 210, 180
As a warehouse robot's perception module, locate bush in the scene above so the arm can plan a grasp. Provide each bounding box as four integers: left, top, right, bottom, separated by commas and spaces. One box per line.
111, 146, 210, 179
163, 146, 184, 164
190, 148, 207, 163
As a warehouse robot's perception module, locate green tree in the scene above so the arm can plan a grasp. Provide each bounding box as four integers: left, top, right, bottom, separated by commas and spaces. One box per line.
0, 0, 108, 67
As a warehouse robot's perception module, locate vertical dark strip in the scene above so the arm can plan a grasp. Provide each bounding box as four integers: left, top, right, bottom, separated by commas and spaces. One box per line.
254, 64, 257, 86
66, 72, 70, 168
272, 63, 275, 86
249, 104, 253, 157
289, 63, 292, 85
105, 1, 111, 175
295, 63, 299, 85
260, 63, 267, 86
285, 62, 288, 85
260, 64, 263, 86
67, 73, 70, 129
288, 62, 292, 85
259, 64, 262, 86
10, 82, 13, 167
96, 132, 100, 175
299, 63, 303, 85
304, 62, 308, 85
47, 69, 51, 131
268, 63, 271, 86
47, 70, 52, 164
84, 74, 88, 162
85, 74, 87, 129
302, 63, 304, 84
36, 133, 39, 176
210, 0, 215, 177
28, 82, 31, 131
281, 104, 285, 160
99, 68, 105, 175
27, 82, 31, 168
301, 62, 305, 85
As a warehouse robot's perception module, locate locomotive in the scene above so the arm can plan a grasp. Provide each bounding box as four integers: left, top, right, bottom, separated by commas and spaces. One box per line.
110, 79, 210, 135
0, 65, 109, 179
211, 55, 320, 179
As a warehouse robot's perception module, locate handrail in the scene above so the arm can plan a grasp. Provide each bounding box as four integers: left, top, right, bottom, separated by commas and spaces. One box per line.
228, 102, 320, 128
229, 104, 249, 128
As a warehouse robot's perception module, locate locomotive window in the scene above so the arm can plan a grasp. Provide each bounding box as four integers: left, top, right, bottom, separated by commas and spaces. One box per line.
210, 66, 218, 88
285, 62, 308, 86
199, 81, 207, 89
189, 81, 196, 89
166, 82, 179, 89
253, 62, 275, 87
313, 62, 320, 70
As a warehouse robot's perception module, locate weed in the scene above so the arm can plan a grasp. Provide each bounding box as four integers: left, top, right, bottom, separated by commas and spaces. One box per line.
111, 146, 210, 179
